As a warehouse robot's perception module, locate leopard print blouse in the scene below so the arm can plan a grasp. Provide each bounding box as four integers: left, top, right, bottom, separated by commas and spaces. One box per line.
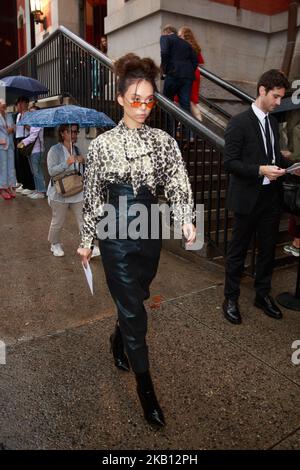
80, 119, 194, 248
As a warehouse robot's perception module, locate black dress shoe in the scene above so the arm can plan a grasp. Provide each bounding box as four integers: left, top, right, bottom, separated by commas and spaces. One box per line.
109, 324, 130, 372
254, 294, 282, 319
136, 371, 165, 428
222, 298, 241, 324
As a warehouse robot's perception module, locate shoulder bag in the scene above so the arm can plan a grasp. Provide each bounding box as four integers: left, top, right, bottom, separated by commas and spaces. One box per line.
52, 146, 84, 197
18, 130, 40, 158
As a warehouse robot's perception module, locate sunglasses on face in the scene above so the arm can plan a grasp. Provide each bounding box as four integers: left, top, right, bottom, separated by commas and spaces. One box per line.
125, 97, 156, 109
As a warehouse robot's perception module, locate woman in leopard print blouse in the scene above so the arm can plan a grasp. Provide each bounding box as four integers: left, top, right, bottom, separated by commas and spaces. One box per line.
78, 53, 196, 427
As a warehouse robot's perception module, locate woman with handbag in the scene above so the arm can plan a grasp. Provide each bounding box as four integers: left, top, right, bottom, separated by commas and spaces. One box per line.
47, 124, 86, 257
77, 53, 196, 427
0, 98, 16, 200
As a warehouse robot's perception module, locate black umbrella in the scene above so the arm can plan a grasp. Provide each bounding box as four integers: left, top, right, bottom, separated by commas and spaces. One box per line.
0, 75, 48, 102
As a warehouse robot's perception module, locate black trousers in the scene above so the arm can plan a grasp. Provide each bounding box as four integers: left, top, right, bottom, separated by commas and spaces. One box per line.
99, 184, 161, 374
224, 184, 281, 300
163, 76, 193, 138
15, 138, 35, 190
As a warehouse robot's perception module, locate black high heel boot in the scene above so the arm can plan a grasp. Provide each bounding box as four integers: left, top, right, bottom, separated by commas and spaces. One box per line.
109, 324, 130, 372
136, 371, 165, 427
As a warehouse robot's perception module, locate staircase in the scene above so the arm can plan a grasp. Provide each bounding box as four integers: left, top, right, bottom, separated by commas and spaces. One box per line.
0, 25, 294, 274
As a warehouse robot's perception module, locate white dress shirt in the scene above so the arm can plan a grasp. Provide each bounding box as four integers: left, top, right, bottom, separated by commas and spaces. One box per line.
251, 103, 275, 185
15, 113, 30, 139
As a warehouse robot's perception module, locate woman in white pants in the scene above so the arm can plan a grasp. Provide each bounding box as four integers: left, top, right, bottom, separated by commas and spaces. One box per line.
47, 123, 100, 257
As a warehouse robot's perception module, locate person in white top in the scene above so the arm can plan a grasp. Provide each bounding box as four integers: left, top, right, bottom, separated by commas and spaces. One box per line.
15, 96, 35, 195
18, 105, 46, 199
46, 123, 100, 259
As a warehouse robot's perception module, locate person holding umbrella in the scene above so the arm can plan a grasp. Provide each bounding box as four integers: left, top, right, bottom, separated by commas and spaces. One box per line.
47, 123, 87, 257
0, 76, 48, 196
17, 104, 114, 257
46, 123, 101, 258
77, 53, 196, 427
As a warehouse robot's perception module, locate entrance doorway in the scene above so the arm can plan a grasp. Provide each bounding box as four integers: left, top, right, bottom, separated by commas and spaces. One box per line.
85, 0, 107, 49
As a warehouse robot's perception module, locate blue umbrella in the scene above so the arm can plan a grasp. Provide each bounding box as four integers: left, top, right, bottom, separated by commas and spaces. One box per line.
18, 105, 116, 128
0, 75, 48, 98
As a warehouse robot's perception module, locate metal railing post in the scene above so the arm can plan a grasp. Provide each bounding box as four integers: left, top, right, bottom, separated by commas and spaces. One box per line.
59, 33, 65, 97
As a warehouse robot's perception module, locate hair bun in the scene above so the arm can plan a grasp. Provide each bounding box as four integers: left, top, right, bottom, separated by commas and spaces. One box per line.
114, 53, 140, 78
114, 54, 159, 80
114, 53, 160, 95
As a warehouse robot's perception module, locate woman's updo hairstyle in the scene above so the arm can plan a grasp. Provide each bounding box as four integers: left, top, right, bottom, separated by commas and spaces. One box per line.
114, 53, 160, 96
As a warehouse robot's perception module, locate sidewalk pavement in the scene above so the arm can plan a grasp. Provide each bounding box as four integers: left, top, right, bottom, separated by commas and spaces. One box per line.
0, 196, 300, 450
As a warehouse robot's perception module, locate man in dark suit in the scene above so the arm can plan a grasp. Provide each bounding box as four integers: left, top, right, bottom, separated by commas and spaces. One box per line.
223, 69, 292, 324
160, 24, 198, 119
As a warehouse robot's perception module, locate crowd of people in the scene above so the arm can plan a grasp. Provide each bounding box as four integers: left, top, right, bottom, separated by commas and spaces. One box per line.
0, 96, 46, 200
0, 96, 100, 258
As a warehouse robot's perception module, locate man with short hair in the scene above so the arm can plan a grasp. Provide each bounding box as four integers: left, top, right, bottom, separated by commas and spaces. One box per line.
160, 24, 198, 129
223, 69, 293, 324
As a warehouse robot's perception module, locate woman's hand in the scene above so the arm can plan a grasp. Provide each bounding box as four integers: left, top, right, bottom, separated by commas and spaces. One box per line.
182, 223, 196, 246
77, 247, 92, 267
67, 155, 76, 165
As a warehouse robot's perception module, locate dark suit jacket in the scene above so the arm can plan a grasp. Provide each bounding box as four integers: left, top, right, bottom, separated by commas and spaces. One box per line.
224, 107, 291, 214
160, 33, 198, 80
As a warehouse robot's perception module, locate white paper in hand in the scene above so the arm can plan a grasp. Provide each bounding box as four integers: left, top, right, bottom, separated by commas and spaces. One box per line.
286, 162, 300, 174
82, 261, 93, 295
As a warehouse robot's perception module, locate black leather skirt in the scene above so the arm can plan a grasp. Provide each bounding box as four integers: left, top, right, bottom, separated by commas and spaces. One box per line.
99, 184, 161, 373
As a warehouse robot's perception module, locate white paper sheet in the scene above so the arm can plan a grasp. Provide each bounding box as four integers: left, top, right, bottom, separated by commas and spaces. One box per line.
286, 162, 300, 174
262, 176, 271, 185
82, 261, 93, 295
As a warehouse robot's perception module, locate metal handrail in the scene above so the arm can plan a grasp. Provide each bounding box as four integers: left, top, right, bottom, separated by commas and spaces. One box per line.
200, 66, 255, 104
0, 25, 112, 77
0, 26, 224, 151
1, 26, 255, 107
155, 93, 224, 151
200, 95, 232, 120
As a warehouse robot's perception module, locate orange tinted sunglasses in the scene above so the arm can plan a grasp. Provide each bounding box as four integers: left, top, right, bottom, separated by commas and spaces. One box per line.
126, 97, 157, 109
